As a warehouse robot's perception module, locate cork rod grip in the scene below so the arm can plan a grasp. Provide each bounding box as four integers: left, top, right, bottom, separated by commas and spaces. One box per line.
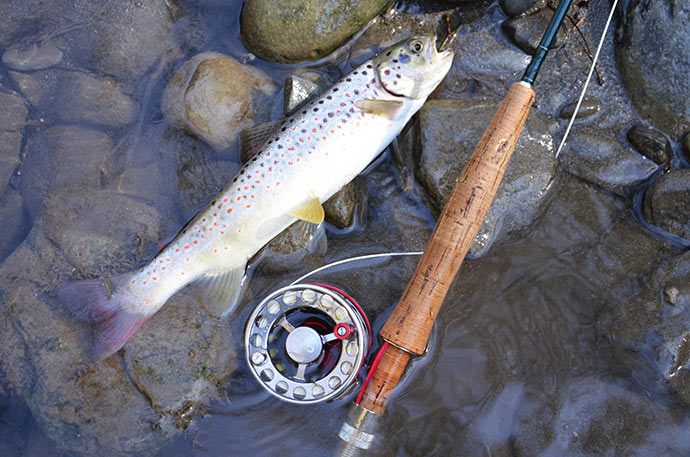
380, 81, 535, 354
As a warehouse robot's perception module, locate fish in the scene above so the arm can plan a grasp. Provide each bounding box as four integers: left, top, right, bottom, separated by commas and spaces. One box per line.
56, 35, 454, 361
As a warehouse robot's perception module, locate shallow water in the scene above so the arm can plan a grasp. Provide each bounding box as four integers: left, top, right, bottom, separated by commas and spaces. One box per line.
2, 0, 689, 456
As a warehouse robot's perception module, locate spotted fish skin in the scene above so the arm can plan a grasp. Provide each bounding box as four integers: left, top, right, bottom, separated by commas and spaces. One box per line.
56, 35, 454, 361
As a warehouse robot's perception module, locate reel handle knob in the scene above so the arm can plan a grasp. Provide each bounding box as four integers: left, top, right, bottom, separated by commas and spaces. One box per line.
334, 323, 354, 340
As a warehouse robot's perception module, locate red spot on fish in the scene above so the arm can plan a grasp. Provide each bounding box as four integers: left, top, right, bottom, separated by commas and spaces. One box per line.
237, 197, 241, 201
269, 167, 273, 171
246, 204, 251, 208
166, 258, 171, 262
225, 246, 229, 250
312, 128, 317, 132
214, 222, 219, 226
186, 257, 190, 261
214, 249, 217, 253
292, 127, 296, 131
153, 269, 156, 273
202, 218, 207, 222
330, 130, 335, 133
237, 187, 241, 191
256, 180, 260, 183
176, 248, 180, 252
288, 161, 293, 165
307, 136, 311, 140
286, 139, 290, 142
224, 198, 229, 202
299, 138, 304, 142
184, 245, 190, 249
337, 110, 341, 113
140, 268, 144, 272
346, 93, 350, 97
276, 182, 280, 186
193, 226, 198, 230
181, 272, 185, 275
301, 120, 305, 124
309, 150, 313, 154
152, 277, 157, 281
266, 152, 271, 156
162, 266, 166, 270
193, 240, 198, 244
288, 147, 295, 151
227, 208, 233, 213
209, 228, 213, 231
131, 280, 136, 284
322, 136, 326, 140
143, 281, 147, 285
340, 103, 346, 107
213, 213, 217, 217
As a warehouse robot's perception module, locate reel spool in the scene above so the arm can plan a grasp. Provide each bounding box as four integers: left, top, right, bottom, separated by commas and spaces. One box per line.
245, 284, 371, 404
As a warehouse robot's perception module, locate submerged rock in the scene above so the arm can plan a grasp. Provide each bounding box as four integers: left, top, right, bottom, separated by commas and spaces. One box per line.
0, 91, 26, 194
626, 124, 672, 165
257, 221, 327, 275
0, 190, 26, 264
240, 0, 389, 63
501, 8, 566, 55
499, 0, 539, 16
323, 177, 367, 229
2, 39, 63, 70
414, 98, 556, 257
616, 0, 690, 138
283, 73, 327, 116
558, 98, 602, 120
19, 126, 112, 219
162, 52, 276, 151
598, 250, 690, 406
9, 70, 139, 128
643, 169, 690, 241
559, 125, 659, 196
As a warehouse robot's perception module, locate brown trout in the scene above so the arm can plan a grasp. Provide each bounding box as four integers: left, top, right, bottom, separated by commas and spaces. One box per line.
57, 35, 454, 360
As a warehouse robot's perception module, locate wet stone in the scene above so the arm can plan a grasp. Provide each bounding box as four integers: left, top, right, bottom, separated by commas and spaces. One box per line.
323, 177, 367, 229
2, 39, 63, 71
597, 250, 690, 406
558, 98, 602, 121
257, 221, 327, 275
0, 91, 26, 194
683, 132, 690, 163
240, 0, 390, 63
616, 0, 690, 138
559, 124, 659, 196
643, 169, 690, 241
19, 126, 113, 220
512, 378, 690, 455
162, 52, 276, 151
0, 189, 27, 263
626, 124, 672, 165
499, 0, 539, 16
9, 70, 138, 128
414, 98, 556, 257
501, 8, 566, 55
283, 73, 327, 116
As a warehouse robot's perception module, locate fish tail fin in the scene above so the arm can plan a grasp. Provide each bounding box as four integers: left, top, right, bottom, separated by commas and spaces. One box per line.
55, 273, 153, 361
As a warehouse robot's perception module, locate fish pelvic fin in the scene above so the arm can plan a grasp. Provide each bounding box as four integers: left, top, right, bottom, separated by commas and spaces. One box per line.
55, 274, 153, 361
287, 198, 325, 224
355, 99, 403, 119
194, 264, 246, 318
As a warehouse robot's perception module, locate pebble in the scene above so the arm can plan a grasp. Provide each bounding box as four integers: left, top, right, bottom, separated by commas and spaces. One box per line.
2, 39, 63, 71
501, 8, 566, 55
558, 98, 602, 120
643, 169, 690, 241
626, 124, 672, 165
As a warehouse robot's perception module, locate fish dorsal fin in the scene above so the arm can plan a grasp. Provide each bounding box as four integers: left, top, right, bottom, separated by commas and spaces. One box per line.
287, 198, 325, 224
193, 265, 246, 318
355, 99, 404, 119
239, 120, 282, 163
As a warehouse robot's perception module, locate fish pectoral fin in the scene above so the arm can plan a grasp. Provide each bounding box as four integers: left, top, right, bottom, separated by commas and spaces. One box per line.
193, 265, 246, 318
287, 198, 325, 224
355, 99, 404, 118
239, 120, 283, 163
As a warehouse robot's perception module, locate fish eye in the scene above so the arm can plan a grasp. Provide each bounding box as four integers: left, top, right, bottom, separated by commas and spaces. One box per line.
409, 40, 424, 54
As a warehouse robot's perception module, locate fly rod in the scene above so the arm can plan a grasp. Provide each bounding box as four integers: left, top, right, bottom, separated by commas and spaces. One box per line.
336, 0, 575, 453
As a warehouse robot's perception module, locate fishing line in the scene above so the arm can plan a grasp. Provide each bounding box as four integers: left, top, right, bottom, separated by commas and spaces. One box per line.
290, 251, 423, 285
555, 0, 620, 158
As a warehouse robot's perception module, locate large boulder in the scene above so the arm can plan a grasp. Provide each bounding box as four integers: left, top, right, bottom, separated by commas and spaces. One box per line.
616, 0, 690, 139
240, 0, 389, 63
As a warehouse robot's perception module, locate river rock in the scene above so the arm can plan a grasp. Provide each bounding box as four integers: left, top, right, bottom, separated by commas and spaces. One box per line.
19, 126, 113, 220
626, 124, 672, 165
283, 73, 327, 116
61, 0, 174, 86
9, 70, 138, 128
558, 98, 602, 120
323, 177, 367, 229
598, 250, 690, 406
502, 8, 566, 55
616, 0, 690, 139
162, 52, 276, 151
559, 124, 659, 196
512, 377, 690, 455
414, 98, 556, 257
256, 221, 327, 275
2, 39, 63, 70
0, 190, 26, 263
499, 0, 539, 16
683, 132, 690, 163
643, 169, 690, 241
240, 0, 389, 63
0, 91, 27, 194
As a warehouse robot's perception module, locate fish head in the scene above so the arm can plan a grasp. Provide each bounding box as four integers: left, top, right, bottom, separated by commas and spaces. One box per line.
373, 35, 454, 100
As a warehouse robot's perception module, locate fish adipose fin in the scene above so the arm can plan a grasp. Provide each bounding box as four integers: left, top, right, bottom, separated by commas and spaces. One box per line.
355, 99, 403, 119
287, 198, 324, 224
239, 120, 283, 163
194, 265, 246, 318
55, 274, 152, 361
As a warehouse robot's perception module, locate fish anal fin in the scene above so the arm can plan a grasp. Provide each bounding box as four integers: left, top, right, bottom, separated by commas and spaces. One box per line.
194, 265, 246, 318
239, 120, 282, 163
355, 99, 403, 118
287, 198, 324, 224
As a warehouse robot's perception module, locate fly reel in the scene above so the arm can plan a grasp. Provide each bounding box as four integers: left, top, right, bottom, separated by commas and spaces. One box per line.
245, 284, 371, 404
